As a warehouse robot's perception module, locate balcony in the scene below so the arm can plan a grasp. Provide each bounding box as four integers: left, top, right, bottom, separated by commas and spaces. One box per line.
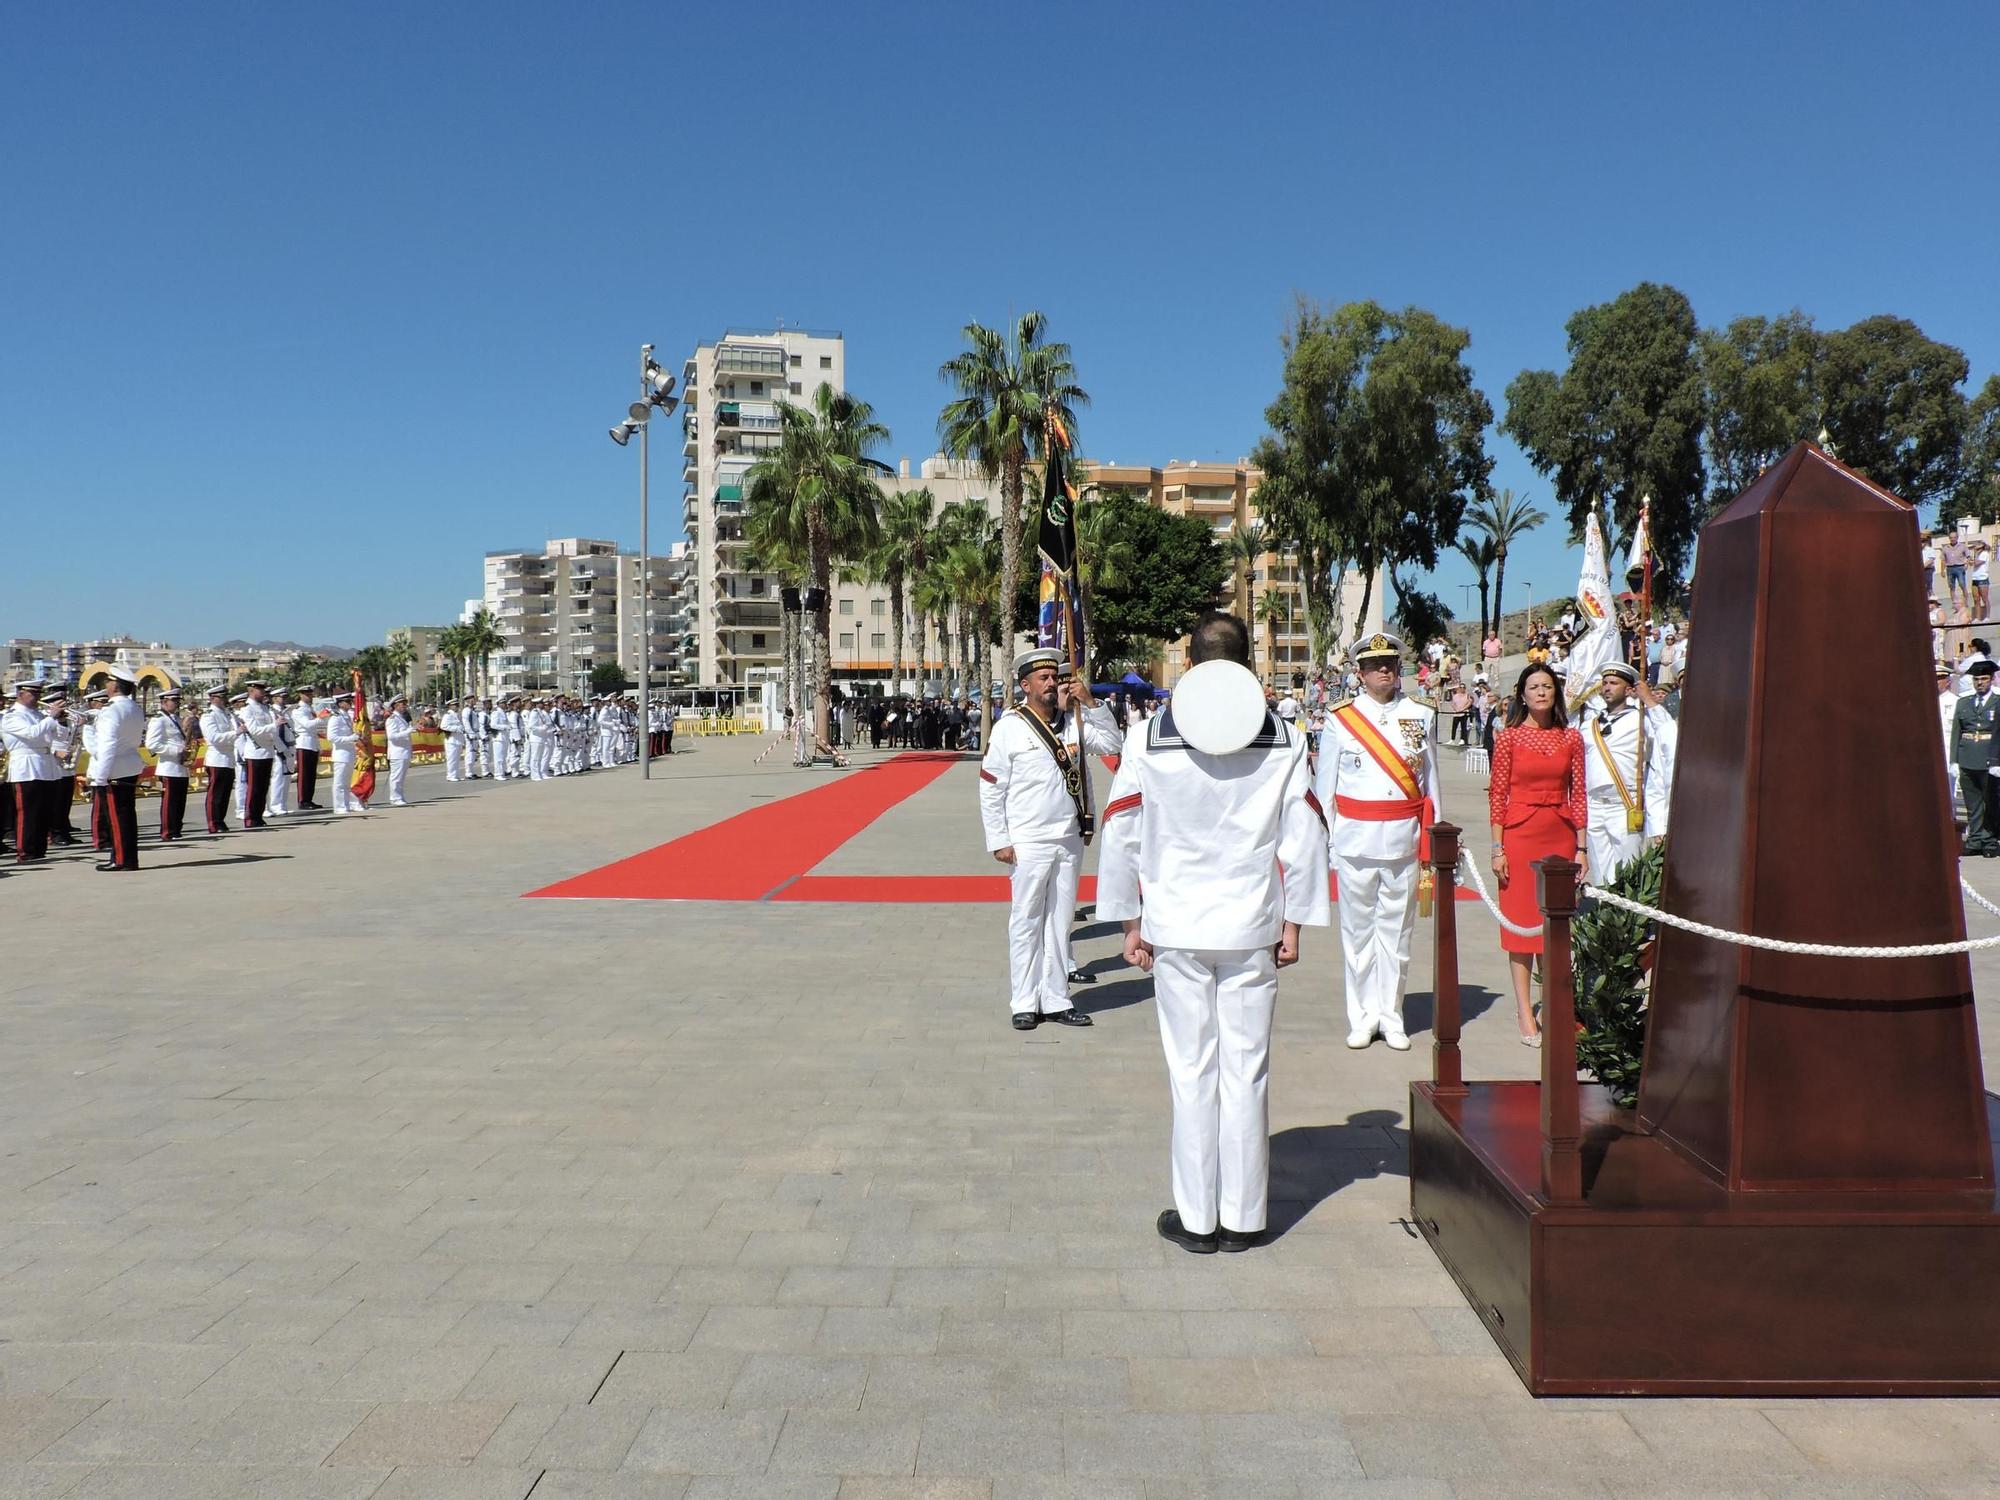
714, 345, 785, 377
719, 600, 782, 627
715, 484, 744, 505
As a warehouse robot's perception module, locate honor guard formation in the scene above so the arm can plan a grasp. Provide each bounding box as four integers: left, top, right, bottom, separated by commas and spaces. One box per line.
2, 676, 659, 872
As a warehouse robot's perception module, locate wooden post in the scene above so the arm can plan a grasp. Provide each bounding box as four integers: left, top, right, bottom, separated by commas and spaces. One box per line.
1428, 821, 1466, 1095
1537, 854, 1584, 1204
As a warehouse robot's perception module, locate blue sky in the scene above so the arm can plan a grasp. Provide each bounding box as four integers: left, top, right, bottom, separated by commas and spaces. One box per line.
5, 0, 1995, 647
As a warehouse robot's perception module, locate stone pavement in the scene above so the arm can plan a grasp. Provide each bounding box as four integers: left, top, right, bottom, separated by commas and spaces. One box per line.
2, 736, 1999, 1498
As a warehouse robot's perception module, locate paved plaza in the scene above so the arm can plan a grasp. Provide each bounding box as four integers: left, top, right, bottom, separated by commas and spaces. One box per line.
3, 736, 2000, 1498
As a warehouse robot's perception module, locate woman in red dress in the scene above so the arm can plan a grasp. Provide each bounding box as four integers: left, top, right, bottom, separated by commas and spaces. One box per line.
1487, 663, 1588, 1045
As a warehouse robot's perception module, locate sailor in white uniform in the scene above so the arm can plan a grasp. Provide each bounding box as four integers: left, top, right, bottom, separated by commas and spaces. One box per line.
979, 647, 1123, 1031
441, 699, 466, 782
384, 693, 414, 805
1311, 632, 1442, 1051
1582, 662, 1674, 882
290, 690, 325, 808
146, 685, 191, 841
326, 692, 361, 814
1097, 613, 1331, 1253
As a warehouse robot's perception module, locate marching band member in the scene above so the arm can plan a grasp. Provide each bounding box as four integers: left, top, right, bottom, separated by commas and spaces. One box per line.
266, 686, 295, 817
384, 692, 414, 805
490, 697, 513, 781
465, 698, 488, 779
1311, 632, 1442, 1052
200, 686, 238, 834
86, 668, 146, 871
978, 647, 1123, 1031
51, 689, 87, 847
291, 689, 325, 808
146, 685, 191, 840
3, 679, 62, 862
1582, 662, 1673, 882
236, 682, 278, 828
1097, 612, 1331, 1253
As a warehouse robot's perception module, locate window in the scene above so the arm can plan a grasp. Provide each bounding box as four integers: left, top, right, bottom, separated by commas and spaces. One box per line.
871, 632, 886, 648
788, 354, 802, 367
789, 382, 801, 396
749, 578, 766, 595
751, 633, 767, 648
870, 599, 886, 616
839, 632, 855, 650
749, 381, 764, 396
819, 355, 832, 369
838, 598, 855, 615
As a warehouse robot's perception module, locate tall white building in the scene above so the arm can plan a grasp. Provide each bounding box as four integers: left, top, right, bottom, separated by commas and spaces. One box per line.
679, 328, 845, 687
482, 538, 684, 695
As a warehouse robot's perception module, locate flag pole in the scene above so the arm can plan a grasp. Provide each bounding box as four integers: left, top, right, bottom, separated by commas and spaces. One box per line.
1635, 494, 1653, 836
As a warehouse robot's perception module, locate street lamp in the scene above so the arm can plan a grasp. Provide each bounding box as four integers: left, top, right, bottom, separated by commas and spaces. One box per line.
608, 343, 678, 779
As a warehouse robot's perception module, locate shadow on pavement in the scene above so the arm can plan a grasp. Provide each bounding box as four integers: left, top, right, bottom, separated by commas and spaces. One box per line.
1267, 1109, 1410, 1238
1402, 983, 1503, 1037
1075, 975, 1152, 1016
166, 853, 298, 869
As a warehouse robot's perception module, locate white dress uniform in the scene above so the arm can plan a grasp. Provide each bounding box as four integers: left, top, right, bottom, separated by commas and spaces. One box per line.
978, 697, 1122, 1019
145, 708, 189, 778
385, 707, 413, 804
1096, 665, 1331, 1239
441, 704, 466, 781
327, 703, 360, 813
525, 705, 553, 780
1311, 662, 1442, 1047
1582, 696, 1674, 881
290, 699, 324, 807
506, 707, 526, 777
235, 697, 277, 823
596, 703, 619, 768
465, 704, 487, 777
491, 705, 512, 780
266, 700, 294, 816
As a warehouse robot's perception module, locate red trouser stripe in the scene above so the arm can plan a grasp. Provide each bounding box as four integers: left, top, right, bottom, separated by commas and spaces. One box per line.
107, 787, 125, 865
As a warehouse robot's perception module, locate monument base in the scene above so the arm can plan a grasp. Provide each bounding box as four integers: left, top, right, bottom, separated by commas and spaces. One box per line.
1410, 1081, 2000, 1394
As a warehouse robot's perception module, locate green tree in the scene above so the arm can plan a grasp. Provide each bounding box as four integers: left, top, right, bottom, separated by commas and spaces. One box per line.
1700, 311, 1823, 506
1949, 375, 2000, 527
352, 644, 392, 700
384, 631, 417, 699
743, 488, 811, 722
1456, 532, 1497, 639
1082, 492, 1228, 677
941, 521, 1002, 704
591, 661, 632, 694
1818, 314, 1968, 508
1392, 582, 1453, 655
1503, 281, 1707, 582
1252, 298, 1492, 654
464, 607, 505, 700
849, 486, 935, 697
1074, 483, 1138, 667
1254, 586, 1290, 684
745, 383, 890, 741
1462, 487, 1544, 636
938, 312, 1088, 745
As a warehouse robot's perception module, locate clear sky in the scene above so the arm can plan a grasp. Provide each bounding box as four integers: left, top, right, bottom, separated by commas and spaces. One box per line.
5, 0, 1995, 648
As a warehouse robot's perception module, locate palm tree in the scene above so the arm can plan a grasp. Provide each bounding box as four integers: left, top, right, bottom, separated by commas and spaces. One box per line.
1463, 488, 1547, 639
464, 607, 505, 699
744, 383, 889, 741
938, 312, 1088, 744
1255, 588, 1290, 685
943, 523, 1002, 707
913, 551, 956, 696
1222, 522, 1270, 670
384, 631, 416, 700
1456, 534, 1498, 639
352, 645, 392, 700
744, 492, 811, 725
850, 487, 935, 699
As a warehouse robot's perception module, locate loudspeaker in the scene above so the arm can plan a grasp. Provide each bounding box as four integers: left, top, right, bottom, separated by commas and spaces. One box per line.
803, 588, 827, 612
781, 587, 802, 613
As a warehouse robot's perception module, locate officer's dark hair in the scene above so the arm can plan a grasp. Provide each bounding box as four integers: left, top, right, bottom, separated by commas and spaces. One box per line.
1188, 611, 1251, 668
1976, 638, 1992, 655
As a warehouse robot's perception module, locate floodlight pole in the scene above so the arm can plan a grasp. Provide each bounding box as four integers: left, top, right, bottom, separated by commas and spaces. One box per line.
639, 343, 652, 781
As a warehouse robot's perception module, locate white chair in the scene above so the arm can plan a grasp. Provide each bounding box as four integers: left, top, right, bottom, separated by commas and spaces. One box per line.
1462, 747, 1489, 775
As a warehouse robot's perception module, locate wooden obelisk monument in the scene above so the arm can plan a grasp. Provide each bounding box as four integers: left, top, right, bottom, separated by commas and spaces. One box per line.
1409, 442, 2000, 1394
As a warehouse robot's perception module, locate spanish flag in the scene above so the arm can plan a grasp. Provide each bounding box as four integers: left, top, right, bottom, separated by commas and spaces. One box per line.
350, 670, 377, 806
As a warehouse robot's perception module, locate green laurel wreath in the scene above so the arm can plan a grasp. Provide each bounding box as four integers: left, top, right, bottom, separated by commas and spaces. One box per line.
1570, 840, 1666, 1109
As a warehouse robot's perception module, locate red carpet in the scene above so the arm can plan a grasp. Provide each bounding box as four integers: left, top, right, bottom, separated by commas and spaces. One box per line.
525, 752, 961, 901
528, 750, 1482, 905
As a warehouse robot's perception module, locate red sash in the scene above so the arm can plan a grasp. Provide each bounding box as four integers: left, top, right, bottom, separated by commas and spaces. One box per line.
1332, 703, 1434, 860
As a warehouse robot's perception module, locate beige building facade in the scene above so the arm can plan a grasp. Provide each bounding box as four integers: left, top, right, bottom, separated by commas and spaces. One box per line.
481, 538, 684, 696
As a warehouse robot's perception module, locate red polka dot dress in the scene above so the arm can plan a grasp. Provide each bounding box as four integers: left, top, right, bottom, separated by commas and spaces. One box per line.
1487, 724, 1587, 955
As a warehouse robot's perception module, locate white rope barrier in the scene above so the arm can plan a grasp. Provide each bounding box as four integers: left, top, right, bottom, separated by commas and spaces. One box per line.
1451, 855, 2000, 958
1453, 851, 1545, 939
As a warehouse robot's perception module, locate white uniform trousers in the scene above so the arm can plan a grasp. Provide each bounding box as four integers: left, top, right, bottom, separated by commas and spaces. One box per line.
527, 736, 548, 780
1586, 807, 1643, 888
1153, 945, 1278, 1236
331, 756, 357, 813
1006, 835, 1081, 1016
267, 757, 291, 816
492, 737, 510, 780
444, 736, 464, 781
470, 736, 488, 777
388, 751, 410, 804
1335, 854, 1418, 1033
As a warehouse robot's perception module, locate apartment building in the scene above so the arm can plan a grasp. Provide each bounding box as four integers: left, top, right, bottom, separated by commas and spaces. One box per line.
481, 538, 685, 695
679, 328, 846, 688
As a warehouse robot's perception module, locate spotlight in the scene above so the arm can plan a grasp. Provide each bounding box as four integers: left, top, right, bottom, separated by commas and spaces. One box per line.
609, 421, 637, 447
628, 402, 652, 423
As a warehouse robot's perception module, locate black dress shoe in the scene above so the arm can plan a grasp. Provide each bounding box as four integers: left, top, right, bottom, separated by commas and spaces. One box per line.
1066, 968, 1096, 984
1012, 1012, 1039, 1031
1217, 1226, 1262, 1253
1045, 1009, 1093, 1027
1156, 1209, 1217, 1255
95, 862, 132, 873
